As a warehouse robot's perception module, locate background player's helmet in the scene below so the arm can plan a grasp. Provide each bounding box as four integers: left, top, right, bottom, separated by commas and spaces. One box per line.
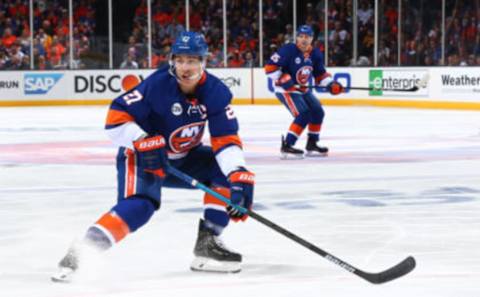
297, 25, 313, 37
171, 31, 208, 58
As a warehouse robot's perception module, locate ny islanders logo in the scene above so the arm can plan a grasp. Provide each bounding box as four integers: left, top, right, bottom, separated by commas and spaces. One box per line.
295, 66, 313, 85
169, 122, 205, 153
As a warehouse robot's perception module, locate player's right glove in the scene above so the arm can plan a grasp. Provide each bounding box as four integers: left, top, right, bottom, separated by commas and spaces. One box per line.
275, 73, 308, 93
227, 168, 255, 221
275, 73, 299, 92
133, 135, 168, 178
326, 81, 344, 95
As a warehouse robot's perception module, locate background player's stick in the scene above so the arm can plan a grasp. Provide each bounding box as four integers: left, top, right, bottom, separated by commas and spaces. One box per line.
165, 165, 416, 284
299, 73, 430, 93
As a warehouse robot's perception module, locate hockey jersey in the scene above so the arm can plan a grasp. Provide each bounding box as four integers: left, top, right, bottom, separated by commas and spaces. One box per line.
105, 66, 244, 174
265, 43, 333, 92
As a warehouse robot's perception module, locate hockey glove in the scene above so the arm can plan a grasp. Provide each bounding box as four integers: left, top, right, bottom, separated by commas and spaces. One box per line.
133, 135, 168, 177
275, 73, 297, 92
326, 81, 344, 95
227, 168, 255, 221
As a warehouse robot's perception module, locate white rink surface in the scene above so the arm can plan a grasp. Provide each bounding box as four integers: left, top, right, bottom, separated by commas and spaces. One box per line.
0, 105, 479, 297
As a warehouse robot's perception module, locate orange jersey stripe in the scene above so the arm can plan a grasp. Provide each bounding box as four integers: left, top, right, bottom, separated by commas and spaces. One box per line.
106, 109, 134, 126
264, 64, 279, 73
210, 135, 242, 152
308, 124, 322, 132
204, 187, 230, 207
96, 212, 130, 242
289, 123, 304, 136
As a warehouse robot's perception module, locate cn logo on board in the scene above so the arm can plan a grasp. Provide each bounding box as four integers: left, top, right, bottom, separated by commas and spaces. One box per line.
24, 73, 63, 95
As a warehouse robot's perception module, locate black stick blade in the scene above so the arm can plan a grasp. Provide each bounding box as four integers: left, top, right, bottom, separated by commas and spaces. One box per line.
407, 86, 419, 92
360, 256, 416, 284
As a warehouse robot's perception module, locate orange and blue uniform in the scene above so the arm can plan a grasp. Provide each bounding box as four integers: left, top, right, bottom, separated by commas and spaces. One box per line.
265, 42, 333, 146
93, 65, 247, 245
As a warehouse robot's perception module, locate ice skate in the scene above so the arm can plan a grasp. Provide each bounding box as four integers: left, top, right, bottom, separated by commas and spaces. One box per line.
190, 219, 242, 273
280, 136, 304, 159
51, 247, 79, 283
305, 138, 328, 157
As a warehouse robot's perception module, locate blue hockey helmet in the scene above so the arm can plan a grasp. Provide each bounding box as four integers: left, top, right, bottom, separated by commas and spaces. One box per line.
297, 25, 314, 37
171, 31, 208, 57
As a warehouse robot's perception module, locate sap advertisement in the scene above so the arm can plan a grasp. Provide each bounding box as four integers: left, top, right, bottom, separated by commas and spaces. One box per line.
0, 67, 480, 107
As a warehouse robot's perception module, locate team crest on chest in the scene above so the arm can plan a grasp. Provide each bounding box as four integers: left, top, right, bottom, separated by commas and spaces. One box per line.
171, 103, 183, 116
169, 122, 206, 153
296, 66, 313, 85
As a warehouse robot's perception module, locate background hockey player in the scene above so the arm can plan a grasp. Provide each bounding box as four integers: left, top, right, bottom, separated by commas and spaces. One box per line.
52, 31, 255, 282
265, 25, 344, 159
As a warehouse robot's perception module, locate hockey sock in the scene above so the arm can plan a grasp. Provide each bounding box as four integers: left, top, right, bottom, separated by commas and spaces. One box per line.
203, 187, 230, 235
286, 123, 304, 145
84, 211, 130, 250
111, 197, 156, 232
307, 123, 321, 142
86, 197, 156, 248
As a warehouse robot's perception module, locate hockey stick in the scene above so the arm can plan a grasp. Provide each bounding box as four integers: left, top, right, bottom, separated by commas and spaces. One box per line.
165, 165, 416, 284
299, 73, 430, 93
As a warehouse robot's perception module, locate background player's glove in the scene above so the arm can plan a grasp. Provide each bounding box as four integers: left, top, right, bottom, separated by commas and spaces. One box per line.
133, 135, 168, 177
326, 81, 344, 95
275, 73, 298, 92
227, 168, 255, 221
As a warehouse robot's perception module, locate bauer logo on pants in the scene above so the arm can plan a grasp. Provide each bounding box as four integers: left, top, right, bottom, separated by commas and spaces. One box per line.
24, 73, 63, 95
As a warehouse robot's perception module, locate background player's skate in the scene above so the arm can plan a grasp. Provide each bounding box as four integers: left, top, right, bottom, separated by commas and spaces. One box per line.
280, 135, 304, 159
305, 137, 329, 157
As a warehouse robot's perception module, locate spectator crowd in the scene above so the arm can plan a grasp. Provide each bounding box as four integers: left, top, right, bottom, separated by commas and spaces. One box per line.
1, 0, 479, 70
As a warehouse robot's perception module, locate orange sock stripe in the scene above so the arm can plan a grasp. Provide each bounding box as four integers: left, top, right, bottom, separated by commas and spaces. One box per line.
204, 187, 230, 207
96, 212, 130, 242
289, 123, 304, 136
308, 123, 322, 133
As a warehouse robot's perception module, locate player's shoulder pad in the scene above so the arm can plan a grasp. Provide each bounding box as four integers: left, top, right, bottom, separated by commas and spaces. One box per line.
134, 65, 171, 98
278, 43, 296, 56
311, 47, 325, 61
199, 72, 233, 111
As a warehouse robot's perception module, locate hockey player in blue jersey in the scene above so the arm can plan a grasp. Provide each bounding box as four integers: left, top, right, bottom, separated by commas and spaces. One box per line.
52, 31, 255, 282
265, 25, 344, 159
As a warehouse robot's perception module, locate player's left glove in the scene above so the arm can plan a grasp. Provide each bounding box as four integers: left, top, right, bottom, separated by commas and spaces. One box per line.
227, 168, 255, 221
326, 81, 344, 95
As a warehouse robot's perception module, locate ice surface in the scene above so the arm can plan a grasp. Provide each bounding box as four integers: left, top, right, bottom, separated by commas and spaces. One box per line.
0, 105, 479, 297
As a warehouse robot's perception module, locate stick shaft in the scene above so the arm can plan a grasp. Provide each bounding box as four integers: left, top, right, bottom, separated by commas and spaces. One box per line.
166, 166, 363, 277
301, 85, 418, 92
165, 166, 415, 284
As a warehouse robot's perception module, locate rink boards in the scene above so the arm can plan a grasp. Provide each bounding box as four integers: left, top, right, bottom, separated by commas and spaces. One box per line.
0, 67, 479, 110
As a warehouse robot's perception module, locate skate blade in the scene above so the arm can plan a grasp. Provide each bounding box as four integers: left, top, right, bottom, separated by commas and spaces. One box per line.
51, 267, 75, 283
305, 151, 328, 157
280, 152, 304, 160
190, 257, 241, 273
